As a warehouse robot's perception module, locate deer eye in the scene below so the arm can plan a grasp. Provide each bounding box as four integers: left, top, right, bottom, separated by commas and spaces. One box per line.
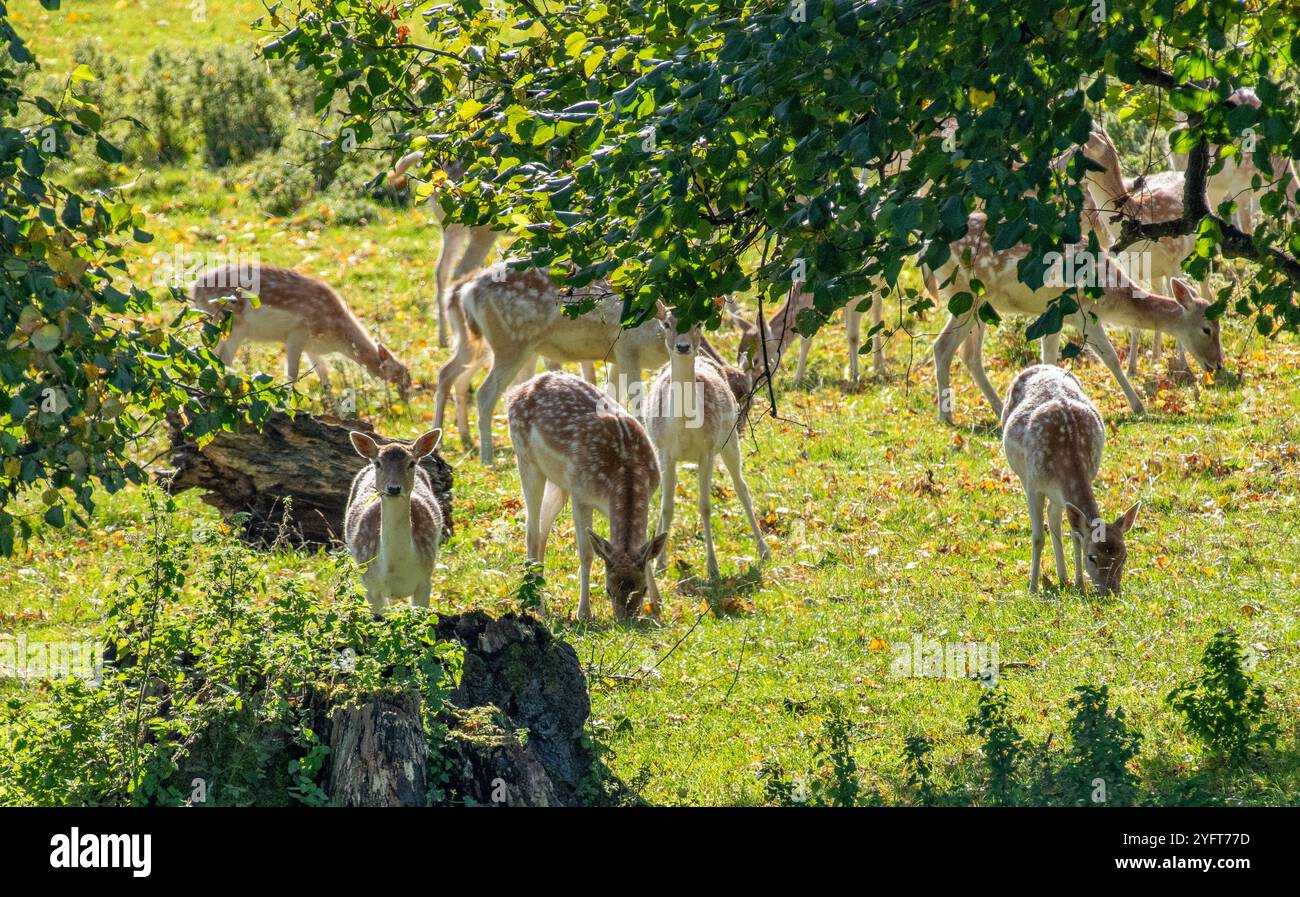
1203, 326, 1212, 335
408, 460, 416, 469
1088, 554, 1098, 564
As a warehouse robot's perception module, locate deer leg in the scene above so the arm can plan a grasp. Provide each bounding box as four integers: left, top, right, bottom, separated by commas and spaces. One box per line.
538, 482, 567, 561
958, 321, 1002, 420
1047, 499, 1068, 587
458, 351, 486, 449
845, 306, 862, 384
572, 501, 595, 622
697, 457, 719, 579
795, 335, 812, 382
514, 352, 539, 387
412, 577, 432, 610
1126, 329, 1140, 376
475, 351, 528, 464
1076, 312, 1146, 415
1040, 329, 1060, 365
933, 312, 977, 425
518, 459, 547, 563
1026, 488, 1045, 593
654, 450, 677, 574
871, 293, 886, 377
307, 352, 334, 400
434, 330, 478, 446
721, 435, 770, 563
455, 227, 496, 278
434, 224, 469, 347
216, 327, 246, 366
580, 361, 596, 384
284, 332, 306, 386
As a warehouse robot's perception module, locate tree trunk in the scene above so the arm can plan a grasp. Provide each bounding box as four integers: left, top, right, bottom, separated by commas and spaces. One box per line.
327, 692, 428, 807
160, 410, 453, 547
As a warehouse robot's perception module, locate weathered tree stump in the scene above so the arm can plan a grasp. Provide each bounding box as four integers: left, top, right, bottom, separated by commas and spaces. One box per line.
160, 410, 453, 547
328, 692, 428, 807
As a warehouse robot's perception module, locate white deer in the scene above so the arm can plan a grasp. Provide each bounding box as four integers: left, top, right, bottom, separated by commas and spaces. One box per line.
507, 371, 667, 622
647, 313, 771, 579
344, 429, 445, 613
1002, 365, 1140, 595
434, 265, 669, 463
189, 264, 411, 402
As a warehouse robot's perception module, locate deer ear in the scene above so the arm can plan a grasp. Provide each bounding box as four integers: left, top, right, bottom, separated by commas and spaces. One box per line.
587, 529, 614, 563
412, 428, 442, 457
1115, 501, 1141, 534
350, 431, 379, 459
639, 532, 668, 567
1064, 502, 1091, 535
1170, 278, 1196, 308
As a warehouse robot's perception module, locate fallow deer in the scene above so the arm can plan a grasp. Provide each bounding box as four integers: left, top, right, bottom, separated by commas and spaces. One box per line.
925, 212, 1223, 424
1075, 128, 1213, 375
344, 429, 445, 613
434, 265, 669, 463
506, 371, 667, 622
391, 150, 498, 348
647, 313, 770, 578
1002, 365, 1140, 595
190, 264, 411, 401
734, 282, 879, 386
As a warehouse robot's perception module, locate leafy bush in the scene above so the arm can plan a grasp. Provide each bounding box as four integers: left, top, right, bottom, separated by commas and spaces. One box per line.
252, 154, 317, 216
1166, 629, 1277, 764
0, 494, 461, 806
1, 11, 286, 551
189, 47, 291, 167
966, 688, 1024, 805
1059, 684, 1143, 806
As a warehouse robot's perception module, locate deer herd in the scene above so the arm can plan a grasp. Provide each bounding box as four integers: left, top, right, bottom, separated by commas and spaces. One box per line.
184, 103, 1294, 621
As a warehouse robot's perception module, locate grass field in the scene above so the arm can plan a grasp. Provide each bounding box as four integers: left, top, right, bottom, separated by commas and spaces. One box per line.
3, 1, 1298, 805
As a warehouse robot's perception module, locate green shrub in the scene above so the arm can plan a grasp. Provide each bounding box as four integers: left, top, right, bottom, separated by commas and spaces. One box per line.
1060, 684, 1143, 806
189, 47, 291, 167
1166, 629, 1277, 765
0, 495, 461, 806
252, 155, 317, 216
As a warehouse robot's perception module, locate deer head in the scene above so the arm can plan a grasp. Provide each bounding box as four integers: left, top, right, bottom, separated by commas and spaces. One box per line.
1167, 278, 1225, 373
1065, 501, 1140, 596
350, 429, 442, 499
588, 530, 668, 621
376, 344, 413, 400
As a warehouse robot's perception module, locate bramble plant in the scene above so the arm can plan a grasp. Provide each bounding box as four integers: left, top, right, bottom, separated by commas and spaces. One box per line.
0, 1, 289, 554
1166, 629, 1278, 765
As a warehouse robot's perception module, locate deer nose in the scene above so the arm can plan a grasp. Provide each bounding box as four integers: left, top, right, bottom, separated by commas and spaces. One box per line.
674, 343, 692, 354
385, 484, 402, 497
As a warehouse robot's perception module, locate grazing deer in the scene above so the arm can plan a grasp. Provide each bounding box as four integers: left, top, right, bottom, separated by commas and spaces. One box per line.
434, 265, 669, 463
506, 371, 667, 622
925, 212, 1223, 424
734, 285, 880, 385
1002, 365, 1140, 595
344, 429, 445, 613
1075, 129, 1213, 375
190, 264, 411, 401
647, 313, 770, 578
391, 150, 498, 348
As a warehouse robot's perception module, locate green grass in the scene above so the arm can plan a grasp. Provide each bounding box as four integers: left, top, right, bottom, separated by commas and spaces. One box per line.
4, 0, 1299, 806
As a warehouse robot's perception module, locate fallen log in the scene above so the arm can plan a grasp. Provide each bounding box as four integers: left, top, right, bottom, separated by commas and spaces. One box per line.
161, 410, 453, 547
